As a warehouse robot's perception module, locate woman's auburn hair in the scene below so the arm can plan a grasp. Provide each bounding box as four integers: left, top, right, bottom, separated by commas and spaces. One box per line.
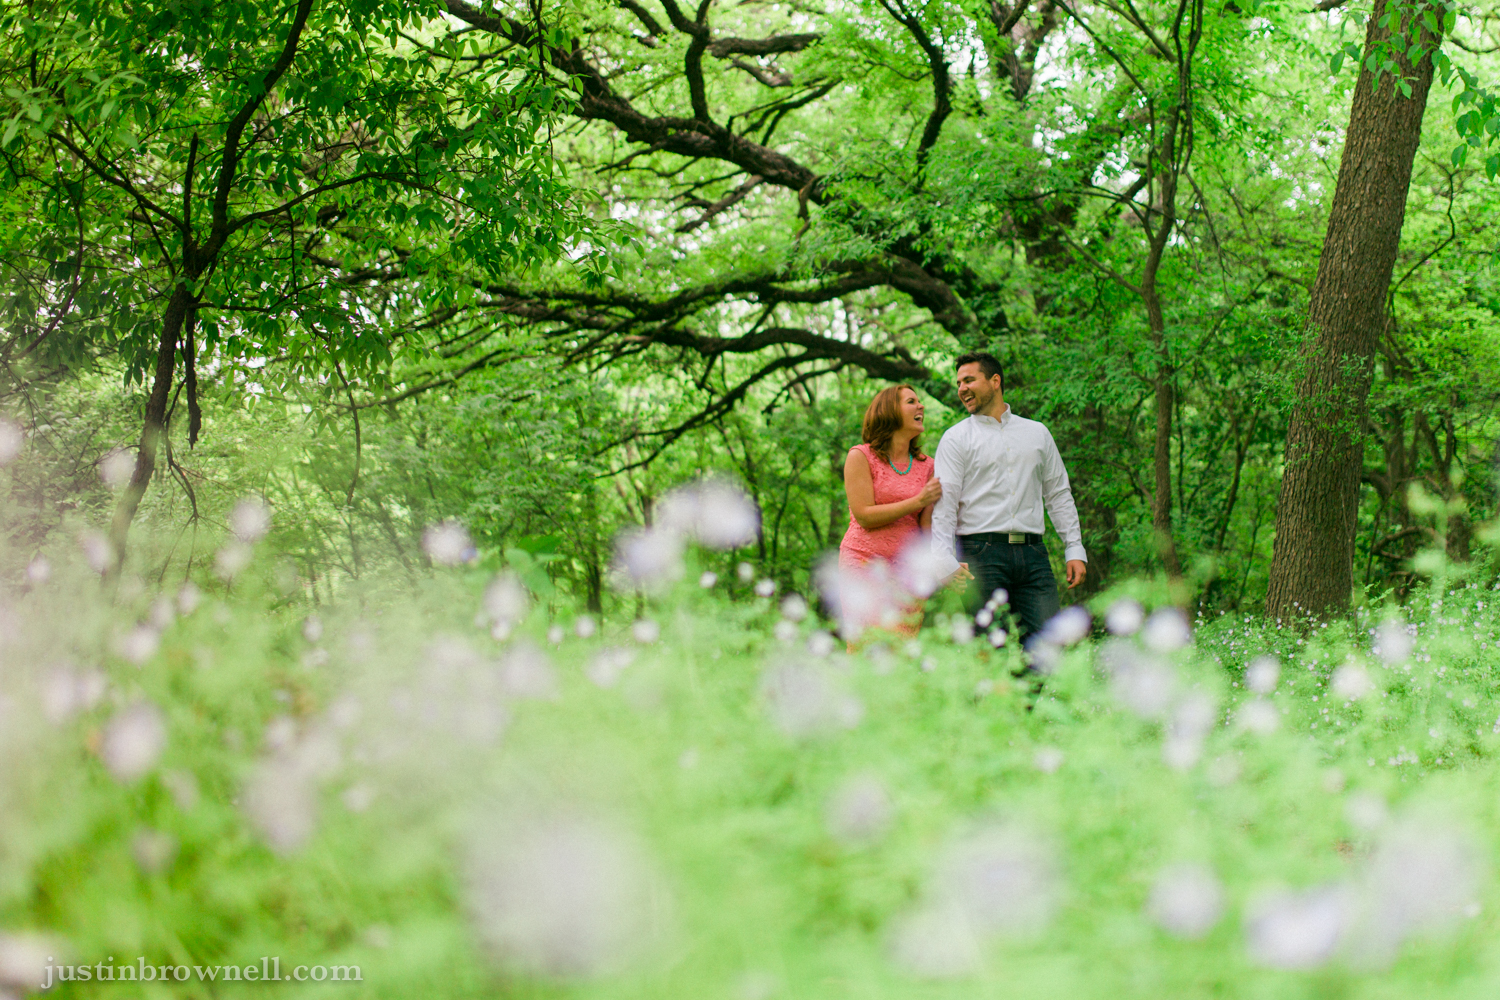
861, 384, 925, 462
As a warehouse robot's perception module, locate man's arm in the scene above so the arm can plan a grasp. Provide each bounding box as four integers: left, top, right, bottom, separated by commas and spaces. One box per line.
929, 430, 966, 578
1039, 428, 1088, 584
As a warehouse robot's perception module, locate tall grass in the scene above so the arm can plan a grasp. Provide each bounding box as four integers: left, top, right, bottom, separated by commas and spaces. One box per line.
3, 525, 1500, 999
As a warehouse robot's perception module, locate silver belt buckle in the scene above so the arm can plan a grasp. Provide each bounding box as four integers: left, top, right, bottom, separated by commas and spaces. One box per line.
1007, 532, 1026, 543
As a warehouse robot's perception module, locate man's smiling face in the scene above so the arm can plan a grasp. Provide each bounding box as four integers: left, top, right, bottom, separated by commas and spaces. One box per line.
955, 362, 1000, 415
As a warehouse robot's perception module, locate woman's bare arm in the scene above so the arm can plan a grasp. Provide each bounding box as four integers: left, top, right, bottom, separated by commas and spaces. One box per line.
844, 450, 942, 531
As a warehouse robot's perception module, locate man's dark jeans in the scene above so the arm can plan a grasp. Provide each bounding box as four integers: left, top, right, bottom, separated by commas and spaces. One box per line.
957, 533, 1060, 648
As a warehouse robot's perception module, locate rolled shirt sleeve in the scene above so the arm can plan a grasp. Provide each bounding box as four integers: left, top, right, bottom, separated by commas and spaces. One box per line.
1039, 428, 1088, 564
929, 429, 965, 578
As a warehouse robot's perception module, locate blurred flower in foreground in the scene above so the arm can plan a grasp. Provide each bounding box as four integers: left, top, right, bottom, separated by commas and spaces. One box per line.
115, 624, 160, 666
612, 527, 684, 593
761, 660, 862, 738
132, 829, 178, 874
1245, 885, 1351, 969
1148, 863, 1224, 939
1042, 606, 1092, 646
422, 519, 474, 566
230, 496, 272, 543
101, 702, 167, 781
499, 642, 558, 700
826, 774, 894, 844
1141, 607, 1192, 653
215, 540, 253, 580
466, 813, 667, 979
177, 582, 201, 616
1163, 692, 1217, 770
1344, 792, 1388, 831
0, 932, 67, 994
1348, 818, 1484, 966
815, 556, 909, 641
0, 418, 23, 465
894, 533, 949, 598
1331, 660, 1374, 701
631, 619, 660, 644
41, 666, 106, 724
1235, 699, 1280, 735
587, 647, 635, 688
1099, 641, 1176, 720
1245, 655, 1279, 694
1245, 817, 1484, 969
1033, 747, 1064, 774
1105, 598, 1144, 636
99, 447, 135, 490
484, 574, 530, 638
889, 821, 1059, 978
698, 571, 718, 589
25, 556, 49, 585
79, 531, 112, 574
243, 721, 341, 854
1372, 621, 1413, 665
658, 479, 760, 550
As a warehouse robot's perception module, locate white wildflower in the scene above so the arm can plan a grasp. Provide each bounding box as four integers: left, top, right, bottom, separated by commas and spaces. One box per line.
1148, 863, 1225, 939
100, 447, 136, 490
1245, 655, 1280, 694
1105, 598, 1145, 636
1042, 605, 1092, 646
101, 702, 167, 781
826, 774, 894, 843
422, 519, 473, 565
465, 813, 665, 979
1141, 607, 1192, 653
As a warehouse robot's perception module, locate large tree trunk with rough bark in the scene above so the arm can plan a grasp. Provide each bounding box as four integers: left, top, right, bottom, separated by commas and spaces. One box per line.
1264, 9, 1439, 620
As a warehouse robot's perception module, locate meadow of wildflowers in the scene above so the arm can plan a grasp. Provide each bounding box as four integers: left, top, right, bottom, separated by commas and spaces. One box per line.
3, 487, 1500, 999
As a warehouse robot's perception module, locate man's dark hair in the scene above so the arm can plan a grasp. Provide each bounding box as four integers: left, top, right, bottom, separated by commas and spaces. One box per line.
954, 351, 1004, 392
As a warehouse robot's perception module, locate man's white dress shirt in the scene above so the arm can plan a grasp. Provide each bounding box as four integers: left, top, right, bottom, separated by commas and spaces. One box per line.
930, 404, 1087, 577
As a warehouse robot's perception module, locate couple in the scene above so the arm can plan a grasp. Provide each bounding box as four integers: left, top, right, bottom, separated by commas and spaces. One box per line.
838, 351, 1088, 647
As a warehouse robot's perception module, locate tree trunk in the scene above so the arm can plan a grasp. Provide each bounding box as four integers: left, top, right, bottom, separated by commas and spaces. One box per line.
108, 283, 191, 571
1265, 10, 1439, 620
1142, 167, 1183, 577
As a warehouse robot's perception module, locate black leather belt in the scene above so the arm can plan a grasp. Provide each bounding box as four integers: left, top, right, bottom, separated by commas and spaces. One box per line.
960, 531, 1043, 545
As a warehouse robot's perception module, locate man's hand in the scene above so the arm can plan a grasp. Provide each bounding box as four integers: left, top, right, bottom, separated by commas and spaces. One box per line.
946, 561, 973, 591
1065, 560, 1087, 589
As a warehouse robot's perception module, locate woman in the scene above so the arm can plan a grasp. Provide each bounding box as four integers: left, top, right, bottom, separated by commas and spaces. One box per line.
836, 384, 942, 641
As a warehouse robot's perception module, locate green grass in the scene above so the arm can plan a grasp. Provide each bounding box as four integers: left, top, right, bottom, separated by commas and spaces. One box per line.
7, 549, 1500, 999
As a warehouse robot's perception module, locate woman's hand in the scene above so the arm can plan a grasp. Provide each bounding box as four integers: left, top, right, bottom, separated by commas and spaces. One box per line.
915, 476, 942, 509
945, 562, 972, 591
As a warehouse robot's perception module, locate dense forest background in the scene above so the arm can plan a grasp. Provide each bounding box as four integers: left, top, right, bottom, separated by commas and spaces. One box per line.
2, 0, 1498, 616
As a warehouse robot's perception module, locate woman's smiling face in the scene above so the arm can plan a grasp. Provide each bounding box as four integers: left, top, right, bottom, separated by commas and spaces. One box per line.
899, 389, 924, 434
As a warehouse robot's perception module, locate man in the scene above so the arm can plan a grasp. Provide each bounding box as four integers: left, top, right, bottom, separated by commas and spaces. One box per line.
930, 351, 1087, 648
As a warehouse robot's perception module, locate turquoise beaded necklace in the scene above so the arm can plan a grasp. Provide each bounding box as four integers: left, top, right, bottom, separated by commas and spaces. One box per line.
888, 451, 913, 475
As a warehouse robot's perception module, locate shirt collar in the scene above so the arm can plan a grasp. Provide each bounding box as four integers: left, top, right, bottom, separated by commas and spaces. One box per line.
973, 403, 1011, 427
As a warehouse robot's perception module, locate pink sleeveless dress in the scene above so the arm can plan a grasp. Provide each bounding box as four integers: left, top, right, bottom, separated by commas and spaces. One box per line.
837, 444, 935, 640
